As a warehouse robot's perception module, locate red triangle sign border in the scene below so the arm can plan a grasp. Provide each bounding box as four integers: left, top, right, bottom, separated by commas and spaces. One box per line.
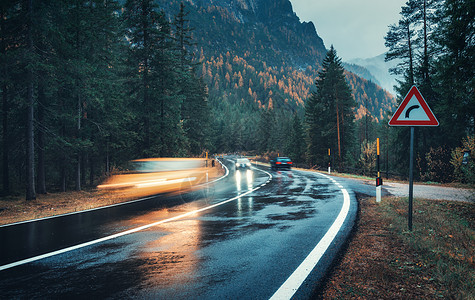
388, 85, 439, 126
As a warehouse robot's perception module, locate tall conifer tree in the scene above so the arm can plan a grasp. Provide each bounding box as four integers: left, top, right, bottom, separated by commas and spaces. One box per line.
25, 0, 35, 200
434, 0, 475, 141
305, 46, 355, 169
124, 0, 179, 157
173, 2, 209, 156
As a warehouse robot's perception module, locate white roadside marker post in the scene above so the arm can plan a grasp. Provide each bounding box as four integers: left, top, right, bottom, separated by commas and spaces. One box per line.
376, 138, 382, 203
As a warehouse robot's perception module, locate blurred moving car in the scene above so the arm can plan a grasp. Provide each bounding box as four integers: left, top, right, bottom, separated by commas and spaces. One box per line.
235, 158, 252, 170
270, 157, 292, 170
98, 158, 215, 198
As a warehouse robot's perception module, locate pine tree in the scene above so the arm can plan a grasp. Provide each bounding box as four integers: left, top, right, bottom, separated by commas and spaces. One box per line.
287, 113, 305, 163
81, 0, 125, 185
40, 0, 125, 191
0, 0, 19, 195
173, 2, 209, 156
124, 0, 180, 157
305, 46, 355, 169
173, 2, 195, 75
25, 0, 35, 200
385, 0, 419, 85
385, 0, 442, 178
257, 108, 274, 153
433, 0, 475, 142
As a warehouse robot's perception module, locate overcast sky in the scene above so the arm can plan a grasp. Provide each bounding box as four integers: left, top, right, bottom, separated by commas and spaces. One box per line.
289, 0, 406, 61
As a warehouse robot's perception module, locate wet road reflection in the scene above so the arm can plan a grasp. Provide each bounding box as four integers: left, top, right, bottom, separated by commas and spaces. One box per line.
137, 217, 202, 293
237, 196, 254, 218
0, 157, 356, 299
235, 169, 253, 192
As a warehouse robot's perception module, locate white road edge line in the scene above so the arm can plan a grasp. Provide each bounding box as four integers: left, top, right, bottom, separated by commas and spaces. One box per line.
270, 172, 351, 300
0, 159, 271, 272
0, 158, 230, 229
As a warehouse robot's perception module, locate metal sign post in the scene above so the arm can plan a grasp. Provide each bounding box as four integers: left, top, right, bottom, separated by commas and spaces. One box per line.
408, 127, 414, 230
388, 86, 438, 231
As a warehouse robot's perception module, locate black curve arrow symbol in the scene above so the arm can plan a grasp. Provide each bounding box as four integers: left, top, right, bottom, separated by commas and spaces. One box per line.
405, 105, 420, 118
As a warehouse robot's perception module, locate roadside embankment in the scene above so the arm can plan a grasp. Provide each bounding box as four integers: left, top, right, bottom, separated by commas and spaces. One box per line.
318, 195, 474, 299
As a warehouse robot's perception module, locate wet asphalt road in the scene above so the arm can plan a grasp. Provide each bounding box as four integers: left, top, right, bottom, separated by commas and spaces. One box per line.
0, 157, 357, 299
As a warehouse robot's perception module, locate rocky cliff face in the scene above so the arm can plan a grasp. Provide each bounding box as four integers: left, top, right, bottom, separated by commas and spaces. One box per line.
158, 0, 396, 118
165, 0, 327, 69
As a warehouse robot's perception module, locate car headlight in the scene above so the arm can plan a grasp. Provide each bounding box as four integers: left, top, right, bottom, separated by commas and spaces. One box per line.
246, 162, 251, 166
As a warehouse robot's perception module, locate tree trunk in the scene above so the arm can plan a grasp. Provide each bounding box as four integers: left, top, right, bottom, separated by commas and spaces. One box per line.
60, 156, 66, 192
75, 101, 81, 192
75, 154, 81, 191
26, 0, 36, 201
1, 6, 9, 195
89, 155, 94, 186
60, 121, 66, 192
74, 0, 81, 191
106, 142, 110, 177
142, 1, 150, 153
336, 102, 341, 168
37, 81, 46, 194
2, 80, 8, 196
423, 0, 429, 83
406, 21, 414, 85
81, 153, 86, 187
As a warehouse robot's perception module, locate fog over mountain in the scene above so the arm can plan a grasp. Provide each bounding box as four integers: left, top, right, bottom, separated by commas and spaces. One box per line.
349, 54, 402, 96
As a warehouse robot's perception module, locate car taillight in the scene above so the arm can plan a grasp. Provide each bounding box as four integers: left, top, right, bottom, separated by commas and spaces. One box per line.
288, 161, 292, 164
276, 162, 281, 164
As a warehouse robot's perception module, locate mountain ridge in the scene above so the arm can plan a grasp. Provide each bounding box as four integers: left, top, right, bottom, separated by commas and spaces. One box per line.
159, 0, 396, 121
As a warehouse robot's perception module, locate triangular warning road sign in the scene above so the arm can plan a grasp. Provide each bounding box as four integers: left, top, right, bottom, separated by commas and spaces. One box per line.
388, 85, 439, 126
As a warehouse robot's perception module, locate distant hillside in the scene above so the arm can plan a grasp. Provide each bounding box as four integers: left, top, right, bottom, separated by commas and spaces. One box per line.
349, 54, 401, 96
343, 62, 381, 86
158, 0, 396, 121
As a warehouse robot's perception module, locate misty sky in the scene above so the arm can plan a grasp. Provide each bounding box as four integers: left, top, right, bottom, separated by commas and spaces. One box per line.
289, 0, 406, 61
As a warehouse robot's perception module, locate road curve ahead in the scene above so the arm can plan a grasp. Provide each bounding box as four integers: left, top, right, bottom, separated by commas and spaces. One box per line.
0, 156, 357, 299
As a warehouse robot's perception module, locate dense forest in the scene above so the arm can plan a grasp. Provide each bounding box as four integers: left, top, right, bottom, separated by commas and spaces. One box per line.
0, 0, 473, 200
156, 0, 397, 162
0, 0, 209, 199
381, 0, 474, 183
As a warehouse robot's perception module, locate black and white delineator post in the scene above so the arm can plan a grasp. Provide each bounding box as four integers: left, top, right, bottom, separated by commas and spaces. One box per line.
328, 148, 331, 174
376, 138, 382, 203
388, 86, 439, 231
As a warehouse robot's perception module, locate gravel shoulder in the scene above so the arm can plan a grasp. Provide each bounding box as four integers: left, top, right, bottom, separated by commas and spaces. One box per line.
384, 181, 475, 202
255, 160, 475, 202
308, 170, 475, 203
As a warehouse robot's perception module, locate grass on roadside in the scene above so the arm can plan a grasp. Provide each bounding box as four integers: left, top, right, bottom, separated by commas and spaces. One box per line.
381, 197, 474, 299
320, 196, 474, 299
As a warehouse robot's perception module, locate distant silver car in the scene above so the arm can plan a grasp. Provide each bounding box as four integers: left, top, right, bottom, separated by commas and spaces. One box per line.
235, 158, 251, 170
